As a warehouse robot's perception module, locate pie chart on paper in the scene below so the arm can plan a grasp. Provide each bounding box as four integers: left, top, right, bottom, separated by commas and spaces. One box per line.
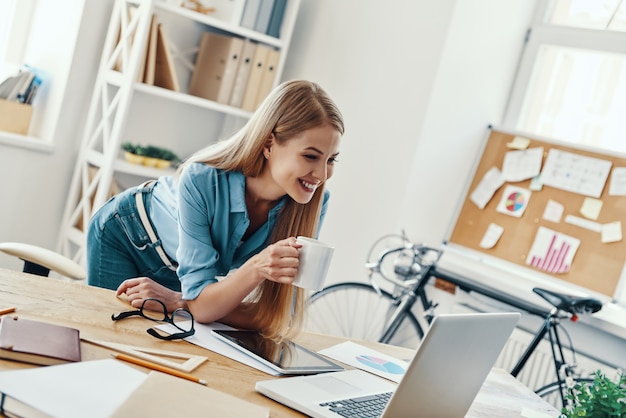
505, 191, 525, 212
496, 185, 531, 218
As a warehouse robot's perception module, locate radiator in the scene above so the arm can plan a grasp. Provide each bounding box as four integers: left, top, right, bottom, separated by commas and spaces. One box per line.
494, 327, 615, 393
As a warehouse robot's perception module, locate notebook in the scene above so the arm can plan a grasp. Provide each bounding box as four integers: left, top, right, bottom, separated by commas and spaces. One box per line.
255, 312, 520, 418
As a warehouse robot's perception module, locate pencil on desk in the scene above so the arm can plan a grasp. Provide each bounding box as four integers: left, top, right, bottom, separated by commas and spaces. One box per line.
113, 353, 208, 385
0, 307, 16, 316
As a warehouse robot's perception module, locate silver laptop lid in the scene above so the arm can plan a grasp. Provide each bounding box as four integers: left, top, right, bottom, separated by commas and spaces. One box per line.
383, 312, 520, 417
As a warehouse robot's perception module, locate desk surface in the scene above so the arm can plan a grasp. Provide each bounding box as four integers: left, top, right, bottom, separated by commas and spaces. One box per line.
0, 269, 560, 417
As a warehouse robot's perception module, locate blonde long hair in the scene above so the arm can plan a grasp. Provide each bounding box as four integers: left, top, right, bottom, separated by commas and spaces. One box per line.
179, 80, 344, 338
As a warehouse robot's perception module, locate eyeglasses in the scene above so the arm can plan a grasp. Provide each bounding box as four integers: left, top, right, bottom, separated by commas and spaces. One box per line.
111, 298, 195, 340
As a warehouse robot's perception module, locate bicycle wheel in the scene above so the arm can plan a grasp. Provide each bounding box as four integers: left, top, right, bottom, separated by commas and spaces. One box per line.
535, 377, 594, 410
305, 282, 424, 348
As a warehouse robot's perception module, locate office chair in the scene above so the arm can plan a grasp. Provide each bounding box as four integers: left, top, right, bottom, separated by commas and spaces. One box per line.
0, 242, 86, 280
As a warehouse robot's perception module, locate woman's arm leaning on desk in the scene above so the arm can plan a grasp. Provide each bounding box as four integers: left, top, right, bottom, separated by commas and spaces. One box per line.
186, 237, 301, 328
116, 277, 188, 311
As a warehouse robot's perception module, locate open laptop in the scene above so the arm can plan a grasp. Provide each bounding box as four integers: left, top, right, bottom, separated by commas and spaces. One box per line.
255, 312, 520, 418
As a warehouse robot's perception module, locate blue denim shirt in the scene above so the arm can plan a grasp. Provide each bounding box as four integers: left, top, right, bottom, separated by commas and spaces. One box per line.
151, 163, 329, 300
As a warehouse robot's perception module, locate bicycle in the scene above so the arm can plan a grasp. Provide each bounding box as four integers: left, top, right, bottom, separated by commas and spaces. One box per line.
306, 232, 441, 348
305, 232, 605, 410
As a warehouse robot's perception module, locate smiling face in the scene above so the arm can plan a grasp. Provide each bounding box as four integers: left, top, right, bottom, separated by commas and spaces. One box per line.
261, 124, 341, 204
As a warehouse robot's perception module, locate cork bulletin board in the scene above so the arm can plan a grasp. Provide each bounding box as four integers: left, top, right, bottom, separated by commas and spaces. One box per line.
446, 127, 626, 298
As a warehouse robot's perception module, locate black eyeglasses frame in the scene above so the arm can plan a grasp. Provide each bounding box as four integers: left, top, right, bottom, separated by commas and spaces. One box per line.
111, 298, 195, 340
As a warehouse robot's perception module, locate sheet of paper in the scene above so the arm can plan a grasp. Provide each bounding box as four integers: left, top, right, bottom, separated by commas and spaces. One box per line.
0, 359, 146, 418
602, 221, 622, 244
542, 199, 563, 223
539, 148, 612, 198
479, 223, 503, 249
525, 226, 580, 274
155, 321, 279, 375
496, 185, 531, 218
608, 167, 626, 196
501, 146, 543, 182
580, 197, 602, 220
470, 166, 504, 210
318, 341, 408, 383
565, 214, 602, 232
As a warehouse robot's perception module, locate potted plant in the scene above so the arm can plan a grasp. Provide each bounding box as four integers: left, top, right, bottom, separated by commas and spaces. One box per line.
121, 142, 179, 169
562, 370, 626, 418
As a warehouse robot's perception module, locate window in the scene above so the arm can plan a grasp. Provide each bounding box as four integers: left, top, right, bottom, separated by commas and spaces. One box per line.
504, 0, 626, 154
0, 0, 36, 76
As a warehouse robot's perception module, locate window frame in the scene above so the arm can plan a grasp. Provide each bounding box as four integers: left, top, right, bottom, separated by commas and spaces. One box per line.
502, 1, 626, 134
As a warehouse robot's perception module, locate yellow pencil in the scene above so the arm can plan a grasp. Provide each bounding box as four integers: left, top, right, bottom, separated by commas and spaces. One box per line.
0, 307, 16, 316
113, 353, 208, 385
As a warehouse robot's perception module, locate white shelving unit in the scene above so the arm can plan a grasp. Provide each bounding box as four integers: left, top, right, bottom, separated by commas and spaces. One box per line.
57, 0, 300, 264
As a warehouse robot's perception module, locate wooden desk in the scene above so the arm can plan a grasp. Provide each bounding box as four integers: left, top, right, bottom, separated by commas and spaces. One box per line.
0, 269, 559, 417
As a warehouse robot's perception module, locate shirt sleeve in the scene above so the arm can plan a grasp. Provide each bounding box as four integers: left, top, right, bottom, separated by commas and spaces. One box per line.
176, 164, 221, 299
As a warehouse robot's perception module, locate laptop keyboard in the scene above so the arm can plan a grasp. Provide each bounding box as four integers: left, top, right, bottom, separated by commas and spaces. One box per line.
320, 392, 393, 417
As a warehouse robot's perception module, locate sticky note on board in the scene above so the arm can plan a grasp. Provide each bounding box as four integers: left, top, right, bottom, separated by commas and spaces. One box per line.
580, 197, 602, 220
602, 222, 622, 243
507, 136, 531, 149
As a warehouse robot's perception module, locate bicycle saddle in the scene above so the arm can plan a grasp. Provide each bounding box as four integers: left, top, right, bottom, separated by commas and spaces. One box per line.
533, 287, 603, 315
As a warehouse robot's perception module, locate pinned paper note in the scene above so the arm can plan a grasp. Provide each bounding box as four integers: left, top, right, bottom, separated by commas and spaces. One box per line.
501, 147, 543, 182
526, 226, 580, 274
470, 167, 504, 210
602, 221, 622, 243
479, 223, 504, 249
540, 149, 611, 198
565, 215, 602, 232
608, 167, 626, 196
496, 185, 531, 218
506, 136, 531, 149
542, 199, 563, 223
580, 197, 602, 220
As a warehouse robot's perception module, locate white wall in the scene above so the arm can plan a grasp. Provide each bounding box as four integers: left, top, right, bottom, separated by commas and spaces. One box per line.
282, 0, 536, 286
0, 1, 111, 270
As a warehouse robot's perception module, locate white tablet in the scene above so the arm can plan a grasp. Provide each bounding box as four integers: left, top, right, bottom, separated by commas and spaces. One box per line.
213, 330, 344, 375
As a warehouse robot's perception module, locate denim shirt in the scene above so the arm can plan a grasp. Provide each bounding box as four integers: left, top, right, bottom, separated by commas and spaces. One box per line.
151, 163, 329, 300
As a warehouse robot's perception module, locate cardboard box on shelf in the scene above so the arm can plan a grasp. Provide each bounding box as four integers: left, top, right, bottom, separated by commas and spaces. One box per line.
0, 100, 32, 135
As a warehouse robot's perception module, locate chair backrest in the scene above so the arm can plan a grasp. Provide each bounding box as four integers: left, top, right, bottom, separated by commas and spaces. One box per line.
0, 242, 86, 280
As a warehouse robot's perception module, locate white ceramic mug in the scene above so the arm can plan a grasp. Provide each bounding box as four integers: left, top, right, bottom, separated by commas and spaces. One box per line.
293, 236, 334, 291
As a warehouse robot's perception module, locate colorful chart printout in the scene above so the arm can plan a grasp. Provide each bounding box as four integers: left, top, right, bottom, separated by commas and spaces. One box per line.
525, 226, 580, 274
496, 185, 531, 218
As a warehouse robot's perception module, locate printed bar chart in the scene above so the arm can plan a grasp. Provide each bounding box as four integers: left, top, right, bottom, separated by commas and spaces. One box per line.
526, 227, 580, 274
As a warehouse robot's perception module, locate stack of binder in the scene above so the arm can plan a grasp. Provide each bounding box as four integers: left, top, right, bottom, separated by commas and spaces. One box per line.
189, 32, 280, 111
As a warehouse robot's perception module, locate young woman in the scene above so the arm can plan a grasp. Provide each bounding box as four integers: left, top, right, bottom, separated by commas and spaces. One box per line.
86, 80, 344, 338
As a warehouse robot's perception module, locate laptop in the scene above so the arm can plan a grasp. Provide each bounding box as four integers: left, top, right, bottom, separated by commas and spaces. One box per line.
255, 312, 520, 418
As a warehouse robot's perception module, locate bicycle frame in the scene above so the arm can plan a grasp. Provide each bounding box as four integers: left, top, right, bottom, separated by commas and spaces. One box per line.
367, 245, 441, 344
511, 308, 574, 407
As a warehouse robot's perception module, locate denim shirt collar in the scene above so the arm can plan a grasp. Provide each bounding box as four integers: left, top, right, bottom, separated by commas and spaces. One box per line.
228, 171, 287, 217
